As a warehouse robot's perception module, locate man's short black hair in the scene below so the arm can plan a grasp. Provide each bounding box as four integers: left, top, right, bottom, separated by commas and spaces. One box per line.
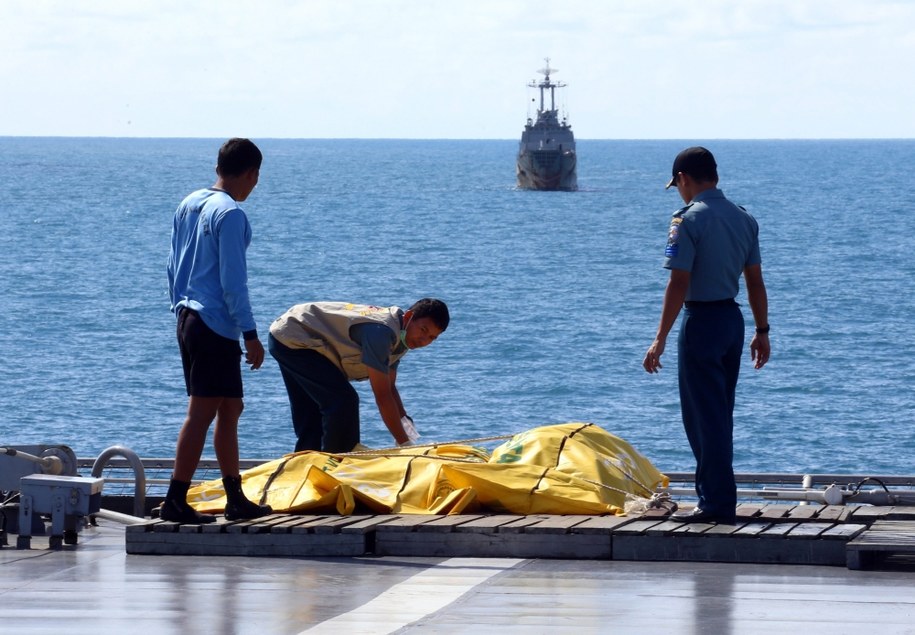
409, 298, 450, 332
217, 138, 263, 177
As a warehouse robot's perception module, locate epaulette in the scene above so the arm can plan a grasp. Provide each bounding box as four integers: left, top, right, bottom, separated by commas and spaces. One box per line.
671, 202, 694, 218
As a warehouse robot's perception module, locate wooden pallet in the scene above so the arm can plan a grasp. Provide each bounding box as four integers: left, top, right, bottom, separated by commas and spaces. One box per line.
124, 505, 900, 567
846, 519, 915, 570
126, 514, 373, 557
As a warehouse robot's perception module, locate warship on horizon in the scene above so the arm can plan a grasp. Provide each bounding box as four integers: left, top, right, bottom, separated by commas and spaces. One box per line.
516, 58, 577, 192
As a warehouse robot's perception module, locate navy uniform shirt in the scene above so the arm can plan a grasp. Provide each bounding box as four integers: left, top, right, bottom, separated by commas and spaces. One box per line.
663, 188, 761, 302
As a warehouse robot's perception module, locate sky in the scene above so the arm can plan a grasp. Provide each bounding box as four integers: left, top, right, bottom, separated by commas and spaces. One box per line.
1, 0, 913, 139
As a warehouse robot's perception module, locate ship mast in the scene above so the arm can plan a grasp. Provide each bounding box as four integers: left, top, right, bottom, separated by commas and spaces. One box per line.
528, 57, 565, 114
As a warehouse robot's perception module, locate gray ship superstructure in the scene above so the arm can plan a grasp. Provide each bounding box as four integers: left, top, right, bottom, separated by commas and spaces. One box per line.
516, 59, 577, 191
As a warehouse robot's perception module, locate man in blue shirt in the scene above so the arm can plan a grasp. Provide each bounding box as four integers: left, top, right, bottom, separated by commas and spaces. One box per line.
643, 147, 771, 524
164, 138, 272, 524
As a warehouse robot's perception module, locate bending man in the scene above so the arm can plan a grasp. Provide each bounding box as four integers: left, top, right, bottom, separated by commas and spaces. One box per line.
269, 299, 450, 452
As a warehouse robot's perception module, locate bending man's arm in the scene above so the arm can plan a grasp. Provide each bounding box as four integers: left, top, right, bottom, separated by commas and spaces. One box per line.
367, 367, 410, 445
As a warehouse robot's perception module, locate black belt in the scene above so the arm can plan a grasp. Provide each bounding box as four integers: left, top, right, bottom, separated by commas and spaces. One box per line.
684, 299, 736, 308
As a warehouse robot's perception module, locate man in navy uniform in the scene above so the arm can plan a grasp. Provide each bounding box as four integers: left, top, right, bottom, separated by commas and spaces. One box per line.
643, 147, 771, 524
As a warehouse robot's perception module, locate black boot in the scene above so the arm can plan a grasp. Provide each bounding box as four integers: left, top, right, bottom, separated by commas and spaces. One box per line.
160, 479, 217, 524
222, 476, 272, 520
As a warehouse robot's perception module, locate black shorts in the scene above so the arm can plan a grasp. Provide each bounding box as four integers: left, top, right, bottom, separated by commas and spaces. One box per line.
177, 308, 243, 398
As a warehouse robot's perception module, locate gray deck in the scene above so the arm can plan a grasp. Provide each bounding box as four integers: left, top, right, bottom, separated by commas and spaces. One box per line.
4, 517, 915, 634
7, 469, 915, 633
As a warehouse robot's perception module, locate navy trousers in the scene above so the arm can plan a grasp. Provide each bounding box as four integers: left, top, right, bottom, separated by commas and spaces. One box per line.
268, 334, 360, 453
677, 301, 744, 519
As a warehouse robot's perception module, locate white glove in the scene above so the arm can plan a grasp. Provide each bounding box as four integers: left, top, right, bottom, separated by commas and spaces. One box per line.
401, 415, 420, 442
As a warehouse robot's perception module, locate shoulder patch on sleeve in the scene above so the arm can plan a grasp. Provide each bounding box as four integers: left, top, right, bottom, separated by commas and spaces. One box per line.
664, 205, 692, 257
665, 217, 683, 257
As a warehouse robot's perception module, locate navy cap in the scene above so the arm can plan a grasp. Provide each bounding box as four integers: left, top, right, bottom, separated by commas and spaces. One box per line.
665, 146, 718, 189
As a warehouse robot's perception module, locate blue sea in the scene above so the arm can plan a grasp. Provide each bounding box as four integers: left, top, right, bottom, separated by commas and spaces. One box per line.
1, 137, 914, 475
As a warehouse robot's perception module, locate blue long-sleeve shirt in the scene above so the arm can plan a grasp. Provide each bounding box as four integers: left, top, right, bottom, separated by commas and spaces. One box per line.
167, 188, 257, 341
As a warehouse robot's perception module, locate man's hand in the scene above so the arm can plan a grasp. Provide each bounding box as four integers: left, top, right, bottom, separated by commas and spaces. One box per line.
643, 338, 666, 374
750, 333, 770, 369
401, 415, 420, 442
244, 338, 265, 370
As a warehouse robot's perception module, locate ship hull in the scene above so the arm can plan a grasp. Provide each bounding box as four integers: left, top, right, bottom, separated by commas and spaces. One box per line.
516, 148, 577, 191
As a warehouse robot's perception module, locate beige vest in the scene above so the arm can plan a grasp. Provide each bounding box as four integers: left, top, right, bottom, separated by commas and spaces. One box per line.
270, 302, 406, 380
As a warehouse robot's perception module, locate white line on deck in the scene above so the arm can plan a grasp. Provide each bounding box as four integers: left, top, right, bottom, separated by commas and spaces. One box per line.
299, 557, 525, 634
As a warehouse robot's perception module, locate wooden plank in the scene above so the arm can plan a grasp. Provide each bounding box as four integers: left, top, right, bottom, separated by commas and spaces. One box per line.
126, 520, 158, 534
816, 506, 850, 522
454, 515, 525, 532
760, 523, 799, 537
151, 521, 180, 533
246, 515, 300, 534
268, 516, 327, 534
498, 515, 555, 534
758, 504, 793, 519
339, 515, 402, 534
864, 519, 915, 533
669, 522, 717, 535
849, 521, 915, 548
736, 503, 764, 518
848, 506, 893, 520
887, 506, 915, 520
374, 515, 438, 532
787, 523, 831, 539
638, 508, 673, 520
201, 519, 236, 534
224, 514, 285, 534
820, 523, 867, 540
611, 520, 667, 535
309, 516, 378, 534
522, 516, 591, 534
178, 523, 204, 534
734, 522, 772, 537
646, 521, 688, 535
704, 523, 743, 536
786, 505, 823, 520
570, 515, 635, 534
290, 515, 355, 534
415, 515, 487, 533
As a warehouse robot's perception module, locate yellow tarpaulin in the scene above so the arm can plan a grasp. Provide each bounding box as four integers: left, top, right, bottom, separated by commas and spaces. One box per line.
188, 422, 668, 516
